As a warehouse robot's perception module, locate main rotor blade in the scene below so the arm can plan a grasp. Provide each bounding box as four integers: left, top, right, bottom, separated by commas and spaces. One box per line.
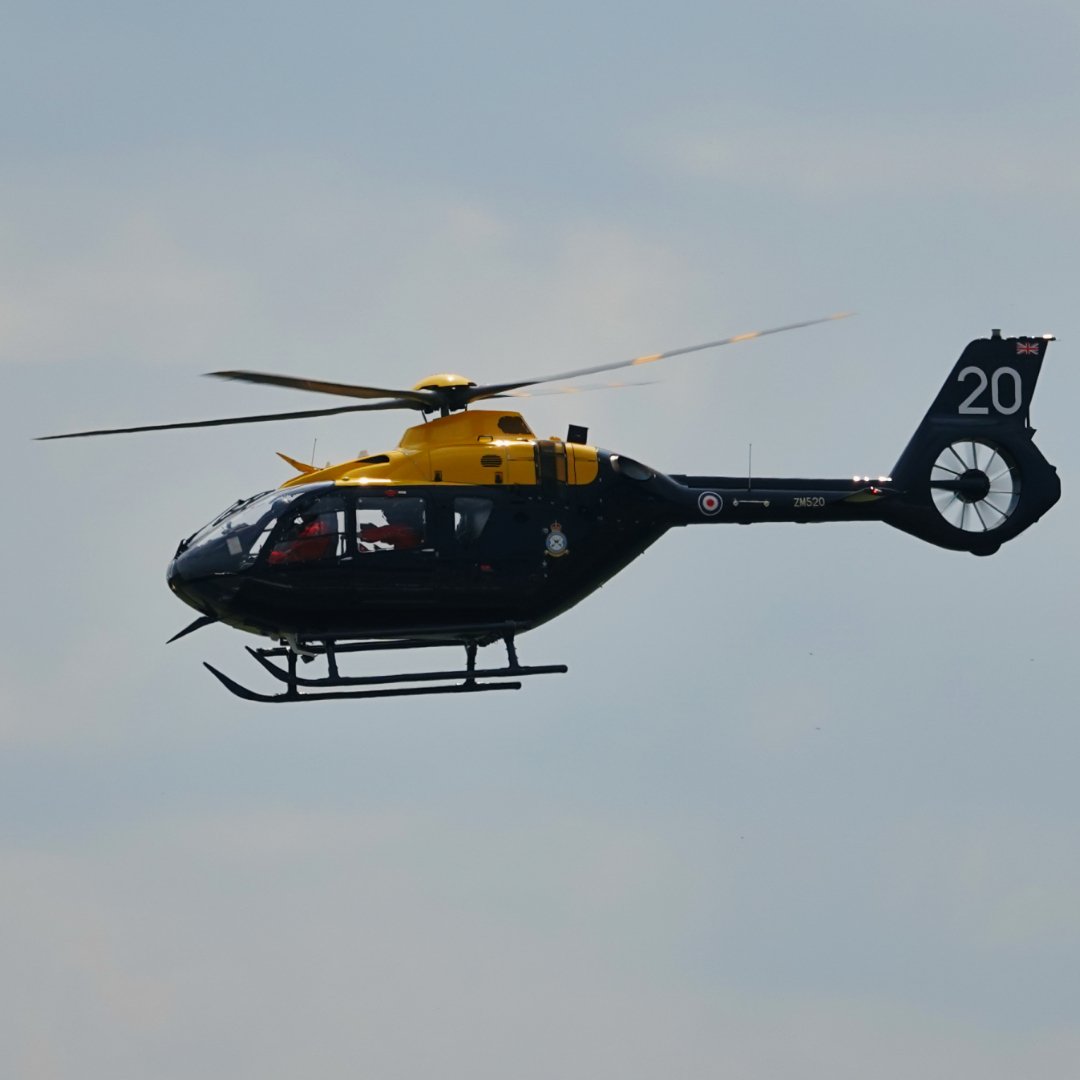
494, 379, 657, 399
207, 370, 434, 407
467, 312, 854, 403
36, 398, 423, 440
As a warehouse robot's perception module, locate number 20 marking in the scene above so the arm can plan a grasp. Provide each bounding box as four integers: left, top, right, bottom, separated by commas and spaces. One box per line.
957, 366, 1022, 416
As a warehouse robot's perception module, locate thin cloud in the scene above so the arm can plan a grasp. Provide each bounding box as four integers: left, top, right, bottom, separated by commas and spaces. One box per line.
652, 115, 1080, 199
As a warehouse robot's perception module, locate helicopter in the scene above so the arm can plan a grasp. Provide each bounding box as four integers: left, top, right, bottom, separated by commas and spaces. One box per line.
39, 316, 1060, 703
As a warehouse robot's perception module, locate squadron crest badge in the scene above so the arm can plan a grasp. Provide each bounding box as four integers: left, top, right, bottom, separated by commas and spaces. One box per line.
544, 521, 569, 557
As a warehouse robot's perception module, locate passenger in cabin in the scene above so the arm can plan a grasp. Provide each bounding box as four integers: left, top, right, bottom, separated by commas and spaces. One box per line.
359, 501, 423, 551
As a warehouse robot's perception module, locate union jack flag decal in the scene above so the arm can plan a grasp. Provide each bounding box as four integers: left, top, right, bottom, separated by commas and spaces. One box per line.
1016, 341, 1040, 355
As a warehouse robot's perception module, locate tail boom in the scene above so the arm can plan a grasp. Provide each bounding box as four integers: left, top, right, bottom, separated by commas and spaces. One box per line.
658, 331, 1059, 554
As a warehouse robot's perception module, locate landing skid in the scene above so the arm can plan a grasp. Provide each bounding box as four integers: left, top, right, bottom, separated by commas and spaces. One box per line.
203, 634, 567, 703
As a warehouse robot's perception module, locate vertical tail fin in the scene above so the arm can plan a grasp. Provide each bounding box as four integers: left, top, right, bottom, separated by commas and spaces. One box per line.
886, 331, 1060, 555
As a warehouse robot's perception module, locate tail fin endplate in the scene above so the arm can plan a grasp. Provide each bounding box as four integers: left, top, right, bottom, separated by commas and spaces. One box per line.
887, 331, 1060, 555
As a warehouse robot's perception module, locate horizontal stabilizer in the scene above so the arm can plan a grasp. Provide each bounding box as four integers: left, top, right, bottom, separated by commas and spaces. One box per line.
277, 452, 318, 475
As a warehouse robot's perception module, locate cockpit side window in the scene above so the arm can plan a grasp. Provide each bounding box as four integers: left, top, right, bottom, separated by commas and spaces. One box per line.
454, 497, 493, 545
268, 494, 348, 567
356, 497, 426, 553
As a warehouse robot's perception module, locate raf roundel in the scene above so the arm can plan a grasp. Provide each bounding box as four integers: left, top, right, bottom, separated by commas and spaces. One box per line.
698, 491, 723, 516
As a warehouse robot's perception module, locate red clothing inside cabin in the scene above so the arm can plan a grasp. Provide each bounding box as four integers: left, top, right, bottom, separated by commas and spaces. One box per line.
359, 523, 421, 550
269, 518, 334, 565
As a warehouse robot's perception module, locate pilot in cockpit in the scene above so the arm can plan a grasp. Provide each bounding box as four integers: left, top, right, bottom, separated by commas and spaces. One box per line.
268, 512, 335, 566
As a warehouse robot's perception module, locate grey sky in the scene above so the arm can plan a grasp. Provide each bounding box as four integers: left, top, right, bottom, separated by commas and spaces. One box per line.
4, 2, 1080, 1077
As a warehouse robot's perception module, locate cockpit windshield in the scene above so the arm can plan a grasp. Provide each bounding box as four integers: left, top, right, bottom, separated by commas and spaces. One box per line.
185, 490, 276, 549
178, 484, 331, 577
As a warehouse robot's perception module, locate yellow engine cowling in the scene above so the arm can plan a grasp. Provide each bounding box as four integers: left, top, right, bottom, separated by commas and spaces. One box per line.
278, 410, 598, 488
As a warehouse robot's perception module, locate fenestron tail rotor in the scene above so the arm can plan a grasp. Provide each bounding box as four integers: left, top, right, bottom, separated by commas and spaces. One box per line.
930, 439, 1021, 532
36, 311, 853, 440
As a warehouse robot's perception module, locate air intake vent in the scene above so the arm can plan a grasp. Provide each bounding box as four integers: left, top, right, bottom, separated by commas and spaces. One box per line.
498, 416, 531, 435
358, 454, 390, 464
480, 454, 503, 468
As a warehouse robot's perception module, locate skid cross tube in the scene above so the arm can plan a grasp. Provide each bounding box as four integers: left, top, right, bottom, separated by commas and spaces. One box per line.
203, 633, 567, 703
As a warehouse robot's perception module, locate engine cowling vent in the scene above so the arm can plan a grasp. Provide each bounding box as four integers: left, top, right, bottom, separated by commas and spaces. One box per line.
480, 454, 503, 468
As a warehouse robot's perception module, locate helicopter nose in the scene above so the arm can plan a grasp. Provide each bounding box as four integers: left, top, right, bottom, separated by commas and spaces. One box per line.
167, 560, 214, 616
167, 553, 241, 617
167, 546, 201, 591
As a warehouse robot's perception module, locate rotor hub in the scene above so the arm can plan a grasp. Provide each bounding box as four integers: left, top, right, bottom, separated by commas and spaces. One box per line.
955, 468, 991, 503
411, 373, 476, 392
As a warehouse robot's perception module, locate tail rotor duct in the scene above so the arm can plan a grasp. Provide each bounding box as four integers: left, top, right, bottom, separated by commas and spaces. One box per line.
930, 439, 1020, 533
